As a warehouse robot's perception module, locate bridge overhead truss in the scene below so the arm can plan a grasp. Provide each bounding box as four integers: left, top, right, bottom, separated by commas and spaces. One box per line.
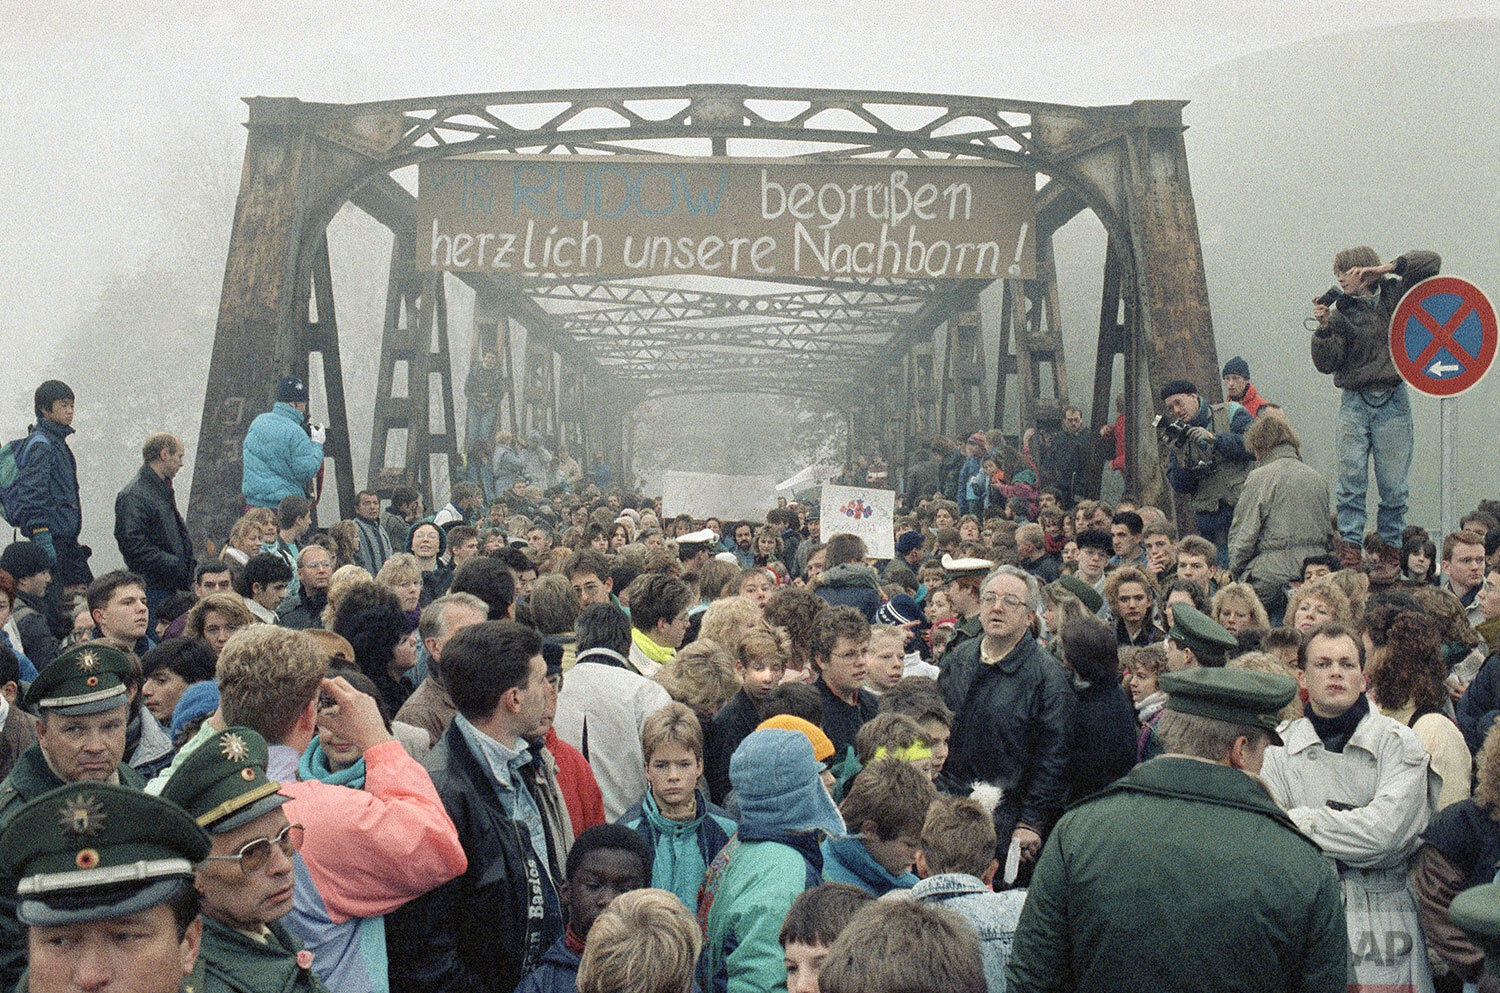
188, 85, 1221, 547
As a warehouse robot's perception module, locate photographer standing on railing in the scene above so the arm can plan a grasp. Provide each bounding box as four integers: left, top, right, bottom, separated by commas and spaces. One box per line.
1160, 380, 1254, 567
1310, 247, 1440, 566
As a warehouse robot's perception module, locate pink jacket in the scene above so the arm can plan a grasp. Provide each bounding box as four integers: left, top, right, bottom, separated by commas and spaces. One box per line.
270, 740, 468, 921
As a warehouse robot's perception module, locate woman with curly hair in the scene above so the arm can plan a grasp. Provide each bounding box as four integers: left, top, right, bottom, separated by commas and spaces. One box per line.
1284, 576, 1353, 634
697, 595, 762, 659
332, 581, 419, 715
1211, 582, 1271, 635
752, 525, 784, 569
1364, 605, 1471, 809
1415, 722, 1500, 985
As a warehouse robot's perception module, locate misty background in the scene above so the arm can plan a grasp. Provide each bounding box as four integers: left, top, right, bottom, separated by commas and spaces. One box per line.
4, 2, 1498, 571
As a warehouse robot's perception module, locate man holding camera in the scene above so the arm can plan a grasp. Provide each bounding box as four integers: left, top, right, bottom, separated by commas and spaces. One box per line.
1310, 248, 1440, 563
1160, 379, 1253, 567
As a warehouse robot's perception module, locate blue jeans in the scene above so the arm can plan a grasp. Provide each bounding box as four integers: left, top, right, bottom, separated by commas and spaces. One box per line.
1194, 505, 1234, 568
466, 402, 497, 454
1336, 385, 1412, 546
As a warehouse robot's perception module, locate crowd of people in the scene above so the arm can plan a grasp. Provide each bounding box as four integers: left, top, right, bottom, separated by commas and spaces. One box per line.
8, 244, 1500, 993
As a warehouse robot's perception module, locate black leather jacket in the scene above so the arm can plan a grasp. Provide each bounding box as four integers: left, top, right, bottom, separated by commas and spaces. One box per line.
938, 632, 1077, 852
114, 464, 195, 590
386, 722, 562, 993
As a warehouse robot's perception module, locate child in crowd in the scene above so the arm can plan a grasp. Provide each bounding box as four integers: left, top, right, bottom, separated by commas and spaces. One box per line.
699, 727, 847, 993
618, 703, 737, 910
818, 900, 986, 993
516, 824, 654, 993
854, 713, 934, 781
737, 567, 777, 607
706, 626, 791, 804
779, 884, 875, 993
862, 624, 907, 694
910, 795, 1028, 992
880, 678, 954, 785
1124, 644, 1169, 762
576, 889, 701, 993
821, 760, 938, 896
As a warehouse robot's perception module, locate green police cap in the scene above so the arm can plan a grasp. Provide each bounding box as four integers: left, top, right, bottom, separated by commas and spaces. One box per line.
160, 727, 287, 834
0, 783, 210, 926
1450, 882, 1500, 962
1166, 604, 1239, 664
24, 643, 132, 716
1159, 667, 1297, 745
1054, 574, 1105, 616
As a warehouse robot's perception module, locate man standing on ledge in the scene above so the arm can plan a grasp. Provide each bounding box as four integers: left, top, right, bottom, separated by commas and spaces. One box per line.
1310, 247, 1439, 560
242, 376, 325, 511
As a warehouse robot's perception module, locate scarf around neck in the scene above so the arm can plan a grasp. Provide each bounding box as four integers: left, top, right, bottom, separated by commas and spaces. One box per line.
1135, 690, 1167, 724
631, 627, 676, 665
1307, 693, 1369, 753
298, 735, 367, 788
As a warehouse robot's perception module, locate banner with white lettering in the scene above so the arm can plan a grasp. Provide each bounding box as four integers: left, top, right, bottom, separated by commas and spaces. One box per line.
418, 156, 1035, 280
819, 483, 895, 559
661, 471, 779, 522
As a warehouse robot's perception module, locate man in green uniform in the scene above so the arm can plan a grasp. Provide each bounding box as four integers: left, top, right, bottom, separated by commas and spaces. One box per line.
939, 554, 993, 656
0, 783, 210, 993
1006, 667, 1347, 993
162, 727, 326, 993
1162, 604, 1239, 671
0, 643, 147, 988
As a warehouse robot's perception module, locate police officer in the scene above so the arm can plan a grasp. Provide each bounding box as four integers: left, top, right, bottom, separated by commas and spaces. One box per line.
0, 784, 210, 993
1159, 379, 1254, 567
161, 728, 326, 993
1448, 882, 1500, 989
1006, 667, 1347, 992
939, 554, 995, 655
0, 644, 146, 988
1162, 604, 1240, 671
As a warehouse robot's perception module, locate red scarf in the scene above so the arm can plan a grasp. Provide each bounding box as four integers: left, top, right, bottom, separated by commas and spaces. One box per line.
564, 924, 586, 957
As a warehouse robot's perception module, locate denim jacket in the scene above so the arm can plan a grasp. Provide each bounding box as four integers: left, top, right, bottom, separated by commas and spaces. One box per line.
910, 873, 1027, 993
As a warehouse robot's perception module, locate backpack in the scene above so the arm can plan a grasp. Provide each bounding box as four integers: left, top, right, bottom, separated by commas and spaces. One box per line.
0, 433, 40, 526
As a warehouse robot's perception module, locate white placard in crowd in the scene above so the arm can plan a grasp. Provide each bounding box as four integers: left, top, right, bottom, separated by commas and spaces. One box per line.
776, 463, 839, 492
819, 483, 896, 559
661, 471, 780, 522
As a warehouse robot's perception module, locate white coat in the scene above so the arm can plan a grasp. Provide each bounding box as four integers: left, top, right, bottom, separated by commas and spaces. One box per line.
1260, 707, 1441, 993
553, 649, 673, 821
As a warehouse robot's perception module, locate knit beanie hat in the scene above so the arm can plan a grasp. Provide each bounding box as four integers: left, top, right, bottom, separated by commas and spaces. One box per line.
1158, 379, 1197, 403
876, 593, 925, 630
276, 376, 309, 403
0, 542, 51, 582
731, 729, 845, 837
1222, 356, 1250, 379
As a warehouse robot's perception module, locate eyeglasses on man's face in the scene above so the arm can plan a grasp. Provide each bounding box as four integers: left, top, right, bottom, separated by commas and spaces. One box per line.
980, 592, 1028, 611
203, 823, 304, 875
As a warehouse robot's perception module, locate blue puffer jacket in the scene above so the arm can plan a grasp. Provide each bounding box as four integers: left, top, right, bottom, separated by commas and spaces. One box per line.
12, 420, 81, 540
241, 402, 324, 508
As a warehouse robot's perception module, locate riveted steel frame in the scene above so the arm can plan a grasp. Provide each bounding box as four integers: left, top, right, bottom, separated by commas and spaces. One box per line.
188, 85, 1217, 547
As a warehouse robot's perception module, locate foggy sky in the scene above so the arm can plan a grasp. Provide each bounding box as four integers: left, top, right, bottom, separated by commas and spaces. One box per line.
6, 0, 1494, 388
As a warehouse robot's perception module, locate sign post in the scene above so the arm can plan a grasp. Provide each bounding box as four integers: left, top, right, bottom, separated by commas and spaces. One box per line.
1389, 275, 1498, 539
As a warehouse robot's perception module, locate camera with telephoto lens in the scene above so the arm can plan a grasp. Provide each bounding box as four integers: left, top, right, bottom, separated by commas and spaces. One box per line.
1153, 414, 1216, 471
